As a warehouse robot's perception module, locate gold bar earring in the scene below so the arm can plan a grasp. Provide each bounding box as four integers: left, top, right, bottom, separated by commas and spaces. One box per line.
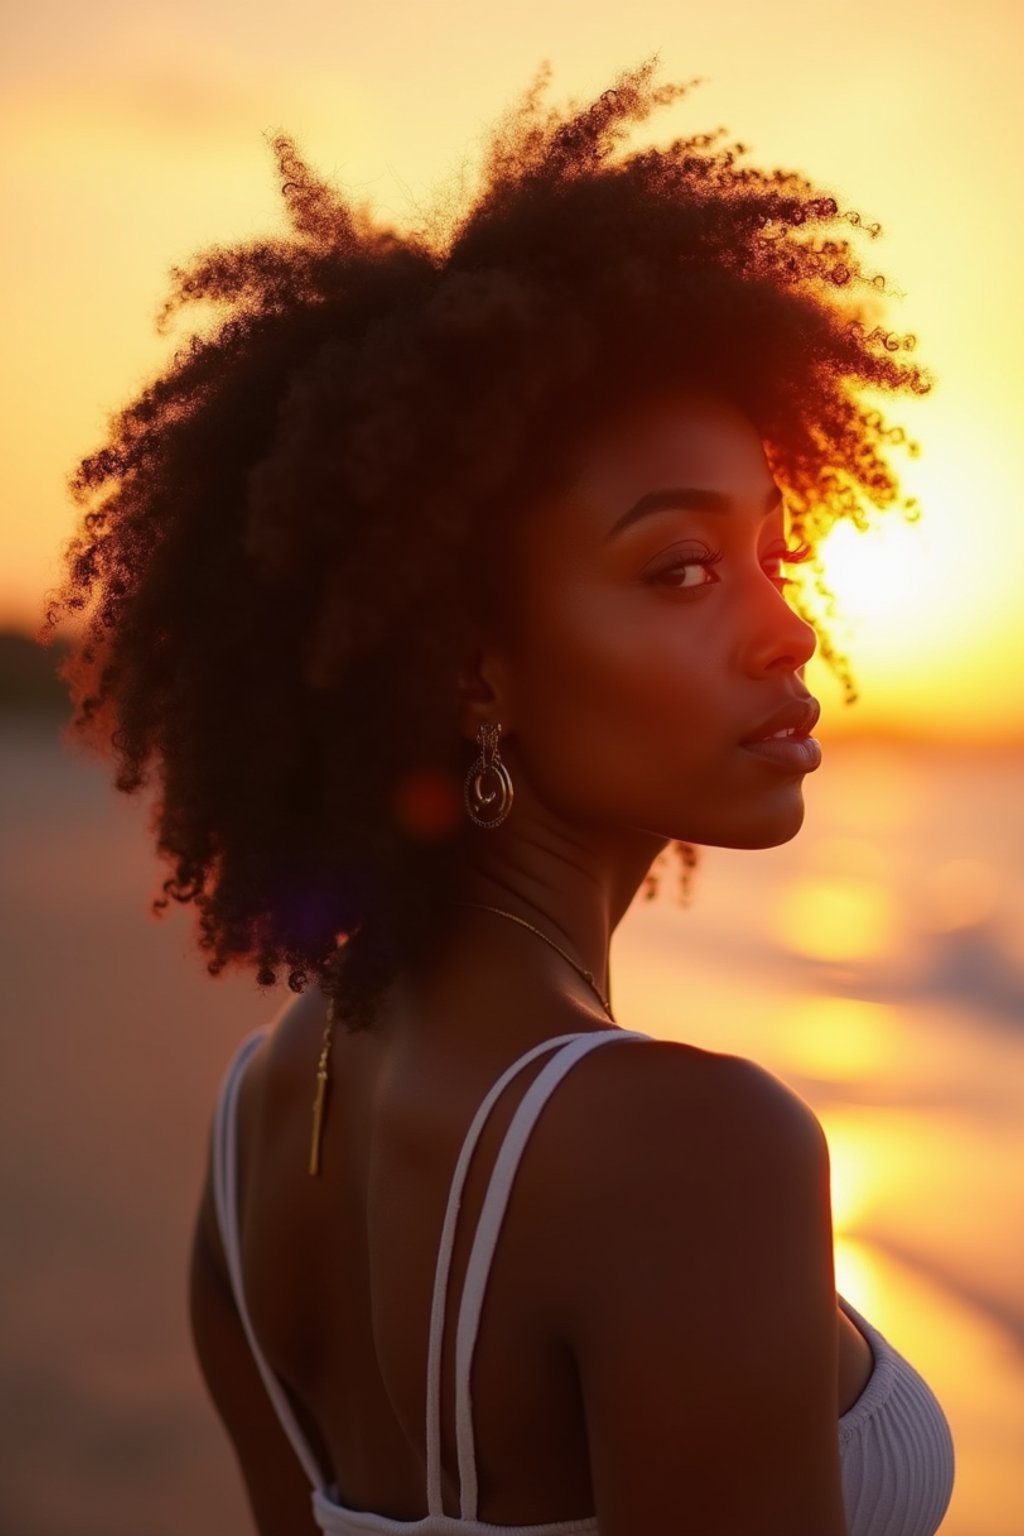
308, 996, 337, 1176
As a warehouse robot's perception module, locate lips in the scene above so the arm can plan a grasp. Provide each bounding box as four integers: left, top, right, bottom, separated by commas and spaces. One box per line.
739, 695, 821, 744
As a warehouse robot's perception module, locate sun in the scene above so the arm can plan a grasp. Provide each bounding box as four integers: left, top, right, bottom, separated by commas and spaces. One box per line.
811, 516, 926, 631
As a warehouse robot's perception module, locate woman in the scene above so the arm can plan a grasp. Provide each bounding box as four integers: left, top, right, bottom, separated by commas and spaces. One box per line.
45, 57, 954, 1536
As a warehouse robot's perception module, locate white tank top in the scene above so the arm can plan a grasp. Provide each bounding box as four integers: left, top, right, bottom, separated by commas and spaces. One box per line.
211, 1024, 955, 1535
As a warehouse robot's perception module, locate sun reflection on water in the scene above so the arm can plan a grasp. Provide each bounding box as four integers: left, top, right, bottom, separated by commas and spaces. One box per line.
778, 994, 903, 1083
773, 874, 902, 963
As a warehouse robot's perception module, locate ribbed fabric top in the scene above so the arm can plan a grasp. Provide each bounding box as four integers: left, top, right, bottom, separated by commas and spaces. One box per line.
211, 1024, 954, 1536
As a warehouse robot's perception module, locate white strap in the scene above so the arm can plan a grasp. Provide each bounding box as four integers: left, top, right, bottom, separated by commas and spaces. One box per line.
211, 1026, 329, 1491
453, 1030, 651, 1518
424, 1031, 597, 1515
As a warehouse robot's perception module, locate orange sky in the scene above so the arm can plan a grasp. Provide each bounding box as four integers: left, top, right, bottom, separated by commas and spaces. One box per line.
3, 0, 1022, 742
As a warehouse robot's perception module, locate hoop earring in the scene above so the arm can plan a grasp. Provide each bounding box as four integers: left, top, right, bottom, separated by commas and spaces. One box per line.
464, 721, 514, 828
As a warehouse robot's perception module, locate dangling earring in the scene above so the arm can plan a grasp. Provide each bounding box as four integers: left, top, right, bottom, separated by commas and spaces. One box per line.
677, 840, 700, 906
309, 937, 352, 1177
464, 721, 514, 828
642, 841, 700, 905
308, 996, 336, 1177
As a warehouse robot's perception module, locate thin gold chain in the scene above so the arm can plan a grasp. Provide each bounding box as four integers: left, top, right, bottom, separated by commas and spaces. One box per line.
450, 900, 614, 1019
311, 901, 613, 1173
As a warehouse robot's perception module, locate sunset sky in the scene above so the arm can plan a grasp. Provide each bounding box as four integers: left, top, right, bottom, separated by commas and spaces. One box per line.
3, 0, 1022, 742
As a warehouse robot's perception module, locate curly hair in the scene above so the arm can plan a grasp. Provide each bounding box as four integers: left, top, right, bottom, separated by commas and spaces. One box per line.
40, 55, 934, 1032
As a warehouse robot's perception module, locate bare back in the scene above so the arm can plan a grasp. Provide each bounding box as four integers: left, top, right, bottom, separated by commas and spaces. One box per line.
224, 981, 870, 1525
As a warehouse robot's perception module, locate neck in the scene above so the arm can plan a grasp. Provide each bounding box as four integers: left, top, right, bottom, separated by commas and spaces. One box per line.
450, 899, 614, 1016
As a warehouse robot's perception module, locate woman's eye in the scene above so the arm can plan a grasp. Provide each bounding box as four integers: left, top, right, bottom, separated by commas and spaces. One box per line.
651, 549, 724, 590
651, 541, 812, 593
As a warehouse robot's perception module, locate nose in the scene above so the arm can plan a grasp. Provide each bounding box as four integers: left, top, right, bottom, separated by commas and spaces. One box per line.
742, 583, 818, 677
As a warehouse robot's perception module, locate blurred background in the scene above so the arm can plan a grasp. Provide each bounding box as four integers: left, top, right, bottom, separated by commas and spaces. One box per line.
1, 1, 1022, 1532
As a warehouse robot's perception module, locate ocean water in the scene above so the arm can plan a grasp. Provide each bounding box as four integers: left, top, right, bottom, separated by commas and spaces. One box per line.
1, 717, 1021, 1534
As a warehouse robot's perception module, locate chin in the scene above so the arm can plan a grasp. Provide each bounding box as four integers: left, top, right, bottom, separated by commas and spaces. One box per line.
703, 793, 808, 850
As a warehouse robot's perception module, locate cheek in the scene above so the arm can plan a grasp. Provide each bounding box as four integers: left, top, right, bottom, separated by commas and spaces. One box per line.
507, 581, 723, 813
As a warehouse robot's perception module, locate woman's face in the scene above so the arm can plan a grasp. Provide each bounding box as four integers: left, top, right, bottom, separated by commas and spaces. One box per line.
496, 386, 821, 851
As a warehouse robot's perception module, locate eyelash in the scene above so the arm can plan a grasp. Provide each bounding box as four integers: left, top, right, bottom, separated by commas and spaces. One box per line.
654, 541, 813, 592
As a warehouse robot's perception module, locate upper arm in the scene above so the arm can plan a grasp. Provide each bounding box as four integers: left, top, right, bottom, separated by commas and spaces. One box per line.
548, 1045, 848, 1536
189, 1078, 321, 1536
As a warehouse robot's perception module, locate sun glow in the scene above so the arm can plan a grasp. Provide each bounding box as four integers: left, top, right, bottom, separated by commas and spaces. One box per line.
2, 10, 1021, 747
772, 875, 903, 964
814, 516, 923, 630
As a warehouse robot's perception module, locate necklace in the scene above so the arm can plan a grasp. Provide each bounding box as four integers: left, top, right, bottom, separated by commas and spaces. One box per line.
450, 900, 614, 1020
309, 901, 612, 1176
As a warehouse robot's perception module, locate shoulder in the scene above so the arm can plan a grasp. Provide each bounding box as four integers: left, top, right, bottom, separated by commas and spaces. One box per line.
523, 1036, 845, 1529
523, 1033, 832, 1331
534, 1032, 826, 1187
242, 986, 327, 1113
198, 996, 322, 1280
212, 992, 324, 1199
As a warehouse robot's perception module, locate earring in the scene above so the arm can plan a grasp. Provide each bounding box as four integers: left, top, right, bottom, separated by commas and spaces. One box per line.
677, 840, 700, 906
464, 721, 514, 828
642, 841, 700, 905
308, 996, 336, 1177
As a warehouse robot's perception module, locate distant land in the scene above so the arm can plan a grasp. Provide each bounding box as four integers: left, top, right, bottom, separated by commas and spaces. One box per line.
0, 629, 73, 715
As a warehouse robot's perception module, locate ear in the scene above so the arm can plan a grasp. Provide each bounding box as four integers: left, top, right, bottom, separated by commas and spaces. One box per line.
455, 646, 511, 748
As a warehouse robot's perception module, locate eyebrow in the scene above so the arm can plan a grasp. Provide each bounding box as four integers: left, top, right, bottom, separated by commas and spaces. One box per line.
605, 484, 785, 541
